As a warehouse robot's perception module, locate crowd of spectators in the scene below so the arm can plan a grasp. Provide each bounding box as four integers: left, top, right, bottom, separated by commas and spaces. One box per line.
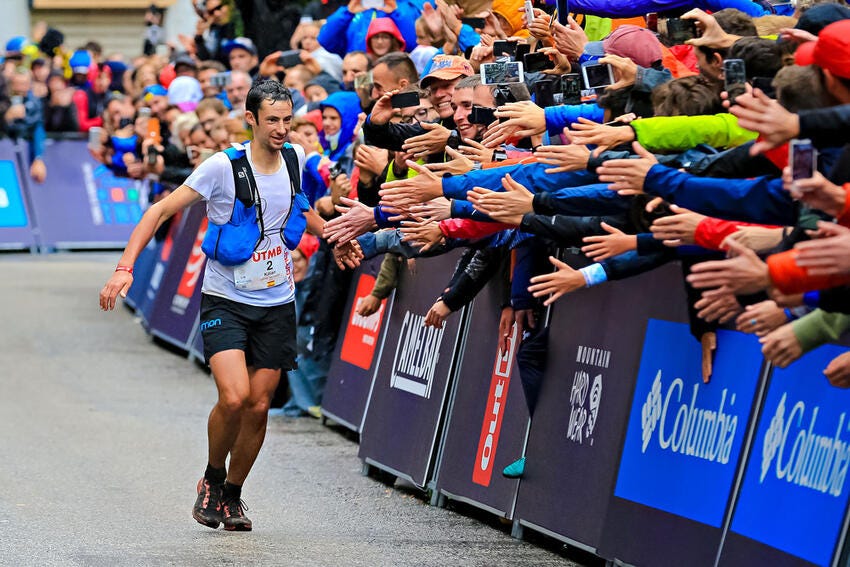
6, 0, 850, 429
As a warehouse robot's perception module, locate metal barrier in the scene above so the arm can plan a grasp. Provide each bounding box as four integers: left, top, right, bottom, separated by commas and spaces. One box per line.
0, 138, 144, 252
120, 199, 850, 566
321, 256, 394, 433
357, 249, 467, 489
0, 138, 37, 251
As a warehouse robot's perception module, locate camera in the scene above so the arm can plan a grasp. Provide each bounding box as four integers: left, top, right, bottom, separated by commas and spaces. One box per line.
723, 58, 747, 106
658, 17, 698, 44
481, 61, 525, 85
469, 105, 497, 125
390, 91, 421, 108
277, 50, 302, 69
582, 63, 615, 90
146, 145, 160, 166
210, 72, 231, 88
328, 162, 344, 180
524, 51, 555, 73
462, 17, 486, 29
790, 139, 817, 186
561, 73, 582, 105
493, 83, 531, 107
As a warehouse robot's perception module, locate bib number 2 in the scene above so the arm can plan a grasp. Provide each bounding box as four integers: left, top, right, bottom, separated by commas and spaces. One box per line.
233, 246, 291, 291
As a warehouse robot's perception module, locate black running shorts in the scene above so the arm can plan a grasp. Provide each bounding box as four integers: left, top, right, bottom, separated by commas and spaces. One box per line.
199, 293, 297, 371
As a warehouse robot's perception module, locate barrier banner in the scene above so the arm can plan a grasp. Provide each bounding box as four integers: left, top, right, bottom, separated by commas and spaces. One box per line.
720, 344, 850, 567
135, 209, 185, 328
434, 276, 528, 517
514, 264, 687, 552
26, 140, 146, 249
146, 202, 207, 351
358, 250, 466, 488
322, 256, 393, 432
599, 319, 763, 567
0, 140, 36, 250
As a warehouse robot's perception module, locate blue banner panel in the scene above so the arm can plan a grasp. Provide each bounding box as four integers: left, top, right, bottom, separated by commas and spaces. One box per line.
435, 275, 528, 517
614, 320, 763, 527
596, 272, 766, 567
146, 202, 207, 351
358, 250, 466, 488
0, 141, 35, 249
723, 344, 850, 567
26, 140, 146, 248
322, 256, 393, 432
0, 160, 27, 228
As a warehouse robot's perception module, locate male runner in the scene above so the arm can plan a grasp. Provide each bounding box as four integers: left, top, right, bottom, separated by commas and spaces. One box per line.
99, 80, 323, 531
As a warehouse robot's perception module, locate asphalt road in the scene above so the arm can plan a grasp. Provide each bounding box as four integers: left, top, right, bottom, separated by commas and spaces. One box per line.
0, 254, 585, 567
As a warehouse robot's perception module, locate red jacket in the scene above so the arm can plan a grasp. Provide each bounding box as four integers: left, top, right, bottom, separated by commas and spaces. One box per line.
767, 184, 850, 293
72, 89, 103, 133
694, 217, 781, 250
439, 218, 515, 240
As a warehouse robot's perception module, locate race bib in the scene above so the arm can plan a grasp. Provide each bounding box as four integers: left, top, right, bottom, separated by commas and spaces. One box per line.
233, 245, 292, 291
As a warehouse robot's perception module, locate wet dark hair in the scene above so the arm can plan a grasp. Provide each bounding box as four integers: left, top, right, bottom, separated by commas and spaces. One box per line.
728, 37, 785, 80
245, 80, 293, 119
652, 76, 724, 116
713, 9, 758, 36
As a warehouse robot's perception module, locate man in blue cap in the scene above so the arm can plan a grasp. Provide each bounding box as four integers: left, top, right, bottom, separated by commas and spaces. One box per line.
2, 36, 27, 78
142, 83, 170, 121
222, 37, 259, 77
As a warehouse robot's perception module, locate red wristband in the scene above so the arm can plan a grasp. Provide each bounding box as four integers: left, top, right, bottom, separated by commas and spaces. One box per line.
115, 265, 134, 275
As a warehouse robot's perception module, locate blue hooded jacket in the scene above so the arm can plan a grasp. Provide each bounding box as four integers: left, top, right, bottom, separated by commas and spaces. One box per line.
302, 91, 363, 207
319, 90, 361, 163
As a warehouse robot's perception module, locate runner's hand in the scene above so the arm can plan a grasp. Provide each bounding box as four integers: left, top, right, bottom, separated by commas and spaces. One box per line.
100, 270, 134, 311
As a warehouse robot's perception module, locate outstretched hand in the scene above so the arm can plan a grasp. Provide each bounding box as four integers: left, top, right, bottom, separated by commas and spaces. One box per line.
728, 86, 799, 156
569, 117, 636, 150
527, 256, 586, 306
687, 238, 771, 295
323, 197, 376, 244
379, 161, 444, 208
467, 173, 534, 225
580, 222, 636, 260
596, 142, 658, 195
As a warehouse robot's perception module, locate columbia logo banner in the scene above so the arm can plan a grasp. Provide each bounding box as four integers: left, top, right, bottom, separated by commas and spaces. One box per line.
759, 393, 850, 497
728, 345, 850, 566
614, 320, 762, 527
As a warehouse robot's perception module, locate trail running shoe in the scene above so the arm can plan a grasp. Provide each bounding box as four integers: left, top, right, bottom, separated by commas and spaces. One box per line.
192, 478, 223, 529
222, 496, 252, 531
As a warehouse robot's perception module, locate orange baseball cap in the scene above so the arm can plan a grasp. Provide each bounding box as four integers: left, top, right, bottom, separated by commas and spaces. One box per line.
421, 55, 474, 89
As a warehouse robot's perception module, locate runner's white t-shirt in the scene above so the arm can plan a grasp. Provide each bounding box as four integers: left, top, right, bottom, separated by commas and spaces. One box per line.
184, 142, 305, 307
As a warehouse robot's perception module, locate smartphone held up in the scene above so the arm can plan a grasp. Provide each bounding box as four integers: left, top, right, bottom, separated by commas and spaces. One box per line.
481, 61, 525, 85
789, 139, 817, 197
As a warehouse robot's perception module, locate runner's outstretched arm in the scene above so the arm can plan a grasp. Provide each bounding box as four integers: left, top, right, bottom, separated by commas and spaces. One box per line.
99, 185, 203, 311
